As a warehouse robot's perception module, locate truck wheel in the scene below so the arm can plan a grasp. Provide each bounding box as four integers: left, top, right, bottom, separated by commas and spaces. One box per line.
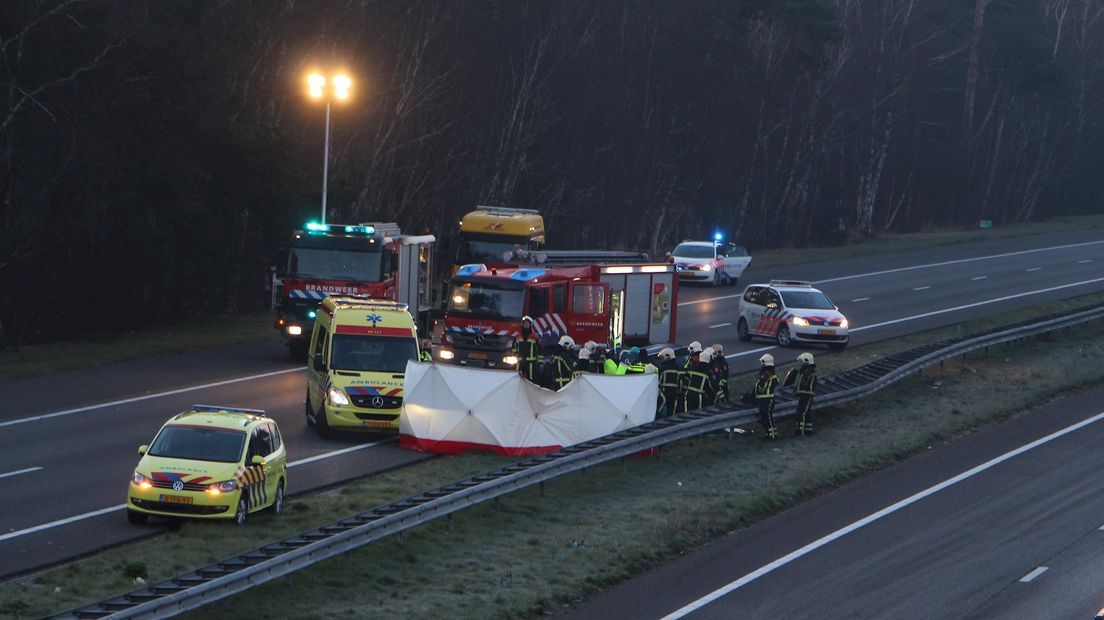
235, 496, 249, 526
315, 404, 335, 440
272, 480, 285, 515
776, 324, 793, 347
737, 318, 751, 342
288, 341, 308, 361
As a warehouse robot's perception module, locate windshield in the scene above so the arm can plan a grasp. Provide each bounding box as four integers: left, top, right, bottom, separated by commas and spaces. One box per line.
781, 290, 836, 310
671, 244, 715, 259
287, 247, 384, 281
457, 234, 532, 264
448, 280, 525, 320
330, 334, 418, 373
148, 426, 245, 463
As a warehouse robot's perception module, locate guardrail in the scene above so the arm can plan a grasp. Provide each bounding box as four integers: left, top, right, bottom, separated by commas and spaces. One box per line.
54, 302, 1104, 619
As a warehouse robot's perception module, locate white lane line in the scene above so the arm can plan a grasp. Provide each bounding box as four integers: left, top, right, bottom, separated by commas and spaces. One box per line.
0, 441, 391, 543
725, 346, 775, 360
0, 367, 305, 429
709, 322, 732, 329
850, 297, 870, 302
1026, 267, 1042, 272
1019, 567, 1048, 583
661, 410, 1104, 619
1080, 259, 1093, 264
1098, 523, 1104, 530
971, 276, 988, 281
678, 294, 742, 307
913, 286, 931, 291
0, 467, 42, 480
852, 277, 1104, 333
813, 240, 1104, 285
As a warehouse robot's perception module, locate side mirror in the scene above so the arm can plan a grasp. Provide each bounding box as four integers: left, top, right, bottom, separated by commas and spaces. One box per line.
664, 251, 671, 258
766, 303, 779, 309
138, 444, 148, 456
251, 455, 265, 466
313, 354, 326, 372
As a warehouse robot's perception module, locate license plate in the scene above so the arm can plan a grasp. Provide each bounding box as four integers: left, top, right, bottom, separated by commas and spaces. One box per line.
818, 329, 836, 335
160, 494, 193, 505
468, 352, 488, 360
364, 420, 391, 428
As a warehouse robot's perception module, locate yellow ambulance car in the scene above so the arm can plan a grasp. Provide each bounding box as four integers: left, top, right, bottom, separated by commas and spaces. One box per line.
305, 296, 423, 437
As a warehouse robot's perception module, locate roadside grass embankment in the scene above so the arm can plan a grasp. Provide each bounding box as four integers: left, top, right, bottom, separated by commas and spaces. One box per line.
3, 293, 1104, 620
1, 213, 1101, 382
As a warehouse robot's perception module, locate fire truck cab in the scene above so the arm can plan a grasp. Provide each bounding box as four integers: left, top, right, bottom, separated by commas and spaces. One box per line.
439, 259, 677, 369
452, 206, 545, 274
272, 222, 435, 360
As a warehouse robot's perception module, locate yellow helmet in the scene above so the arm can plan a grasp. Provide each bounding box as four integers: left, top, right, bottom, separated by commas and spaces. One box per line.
759, 353, 775, 366
797, 352, 815, 365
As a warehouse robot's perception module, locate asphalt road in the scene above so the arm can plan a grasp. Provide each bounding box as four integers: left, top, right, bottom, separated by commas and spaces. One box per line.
560, 385, 1104, 619
0, 228, 1101, 581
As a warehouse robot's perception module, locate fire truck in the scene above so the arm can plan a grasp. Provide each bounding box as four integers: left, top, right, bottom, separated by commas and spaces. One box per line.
438, 252, 677, 369
272, 222, 435, 359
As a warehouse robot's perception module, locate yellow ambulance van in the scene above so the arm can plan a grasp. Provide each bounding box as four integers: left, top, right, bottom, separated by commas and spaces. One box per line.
305, 296, 423, 438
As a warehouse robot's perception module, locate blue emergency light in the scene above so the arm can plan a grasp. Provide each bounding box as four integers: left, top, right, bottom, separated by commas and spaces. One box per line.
456, 264, 487, 276
304, 222, 375, 236
714, 231, 724, 242
308, 310, 317, 319
510, 269, 546, 281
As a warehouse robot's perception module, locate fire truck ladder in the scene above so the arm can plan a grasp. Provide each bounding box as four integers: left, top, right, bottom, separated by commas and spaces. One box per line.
523, 250, 651, 266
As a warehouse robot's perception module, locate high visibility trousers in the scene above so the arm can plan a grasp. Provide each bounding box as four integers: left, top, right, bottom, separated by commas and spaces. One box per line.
758, 397, 777, 439
684, 392, 705, 413
661, 388, 681, 417
795, 394, 814, 436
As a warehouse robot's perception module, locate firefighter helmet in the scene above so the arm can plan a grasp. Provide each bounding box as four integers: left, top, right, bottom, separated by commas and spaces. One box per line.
687, 341, 703, 354
759, 353, 775, 366
558, 335, 576, 349
797, 352, 815, 365
521, 315, 534, 328
700, 348, 715, 363
657, 347, 676, 360
584, 340, 598, 352
711, 343, 724, 356
578, 348, 591, 360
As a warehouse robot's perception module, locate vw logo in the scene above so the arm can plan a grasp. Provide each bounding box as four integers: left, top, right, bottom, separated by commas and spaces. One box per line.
474, 334, 485, 345
172, 480, 184, 491
371, 396, 385, 408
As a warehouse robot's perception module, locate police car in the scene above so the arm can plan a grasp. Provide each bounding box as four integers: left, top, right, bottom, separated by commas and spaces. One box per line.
736, 280, 849, 349
667, 238, 751, 287
127, 405, 287, 526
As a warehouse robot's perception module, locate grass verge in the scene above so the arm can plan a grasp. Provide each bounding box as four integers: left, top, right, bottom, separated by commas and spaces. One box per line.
2, 293, 1103, 619
2, 213, 1101, 382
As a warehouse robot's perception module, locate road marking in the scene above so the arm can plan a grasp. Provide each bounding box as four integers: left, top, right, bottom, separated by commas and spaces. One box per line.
850, 297, 870, 302
1019, 566, 1048, 583
813, 240, 1104, 285
971, 276, 988, 281
1080, 259, 1093, 264
709, 322, 731, 329
0, 441, 392, 544
661, 409, 1104, 619
0, 367, 305, 429
725, 346, 776, 360
1026, 267, 1041, 272
913, 286, 931, 291
0, 467, 42, 480
677, 293, 742, 307
852, 277, 1104, 333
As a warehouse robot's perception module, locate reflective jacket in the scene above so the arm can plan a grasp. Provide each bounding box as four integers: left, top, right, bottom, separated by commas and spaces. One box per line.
419, 350, 432, 362
513, 335, 540, 380
683, 361, 717, 410
783, 365, 818, 396
754, 369, 779, 399
549, 352, 575, 389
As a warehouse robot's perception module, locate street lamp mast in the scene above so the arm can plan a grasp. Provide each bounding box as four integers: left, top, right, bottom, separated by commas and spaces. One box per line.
307, 72, 352, 225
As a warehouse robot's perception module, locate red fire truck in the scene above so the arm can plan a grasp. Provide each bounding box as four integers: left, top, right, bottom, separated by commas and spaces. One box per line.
438, 253, 677, 369
272, 222, 435, 359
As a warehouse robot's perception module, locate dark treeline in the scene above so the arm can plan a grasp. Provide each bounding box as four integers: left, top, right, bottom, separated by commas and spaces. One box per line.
2, 0, 1102, 344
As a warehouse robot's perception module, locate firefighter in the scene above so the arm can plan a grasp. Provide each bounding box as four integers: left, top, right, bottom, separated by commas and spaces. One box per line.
683, 341, 703, 369
683, 347, 718, 412
784, 352, 818, 436
709, 343, 730, 404
656, 348, 683, 418
545, 335, 576, 390
583, 341, 605, 374
574, 347, 591, 379
513, 316, 541, 383
755, 353, 780, 440
419, 339, 433, 362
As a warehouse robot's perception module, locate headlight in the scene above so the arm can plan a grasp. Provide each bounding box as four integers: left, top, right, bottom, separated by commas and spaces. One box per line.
840, 318, 849, 329
439, 349, 455, 360
328, 386, 351, 406
206, 480, 237, 495
502, 354, 519, 366
132, 471, 153, 489
286, 324, 303, 336
699, 263, 712, 271
791, 317, 810, 327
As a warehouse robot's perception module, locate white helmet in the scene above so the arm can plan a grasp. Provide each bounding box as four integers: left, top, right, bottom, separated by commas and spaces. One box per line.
759, 353, 775, 366
584, 340, 598, 352
687, 341, 703, 354
797, 352, 815, 365
700, 348, 715, 363
578, 348, 591, 360
558, 335, 576, 349
711, 343, 724, 356
657, 347, 676, 361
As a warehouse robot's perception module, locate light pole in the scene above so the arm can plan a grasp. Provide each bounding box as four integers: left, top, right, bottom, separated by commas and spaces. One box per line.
307, 72, 352, 225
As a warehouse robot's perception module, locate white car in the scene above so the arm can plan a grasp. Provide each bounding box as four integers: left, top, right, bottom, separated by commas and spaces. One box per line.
736, 280, 849, 349
667, 241, 751, 287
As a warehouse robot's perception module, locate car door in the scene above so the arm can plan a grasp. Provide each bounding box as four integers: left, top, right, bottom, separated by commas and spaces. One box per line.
763, 289, 784, 335
723, 245, 752, 279
308, 323, 329, 414
742, 287, 765, 334
263, 422, 286, 501
244, 427, 272, 510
